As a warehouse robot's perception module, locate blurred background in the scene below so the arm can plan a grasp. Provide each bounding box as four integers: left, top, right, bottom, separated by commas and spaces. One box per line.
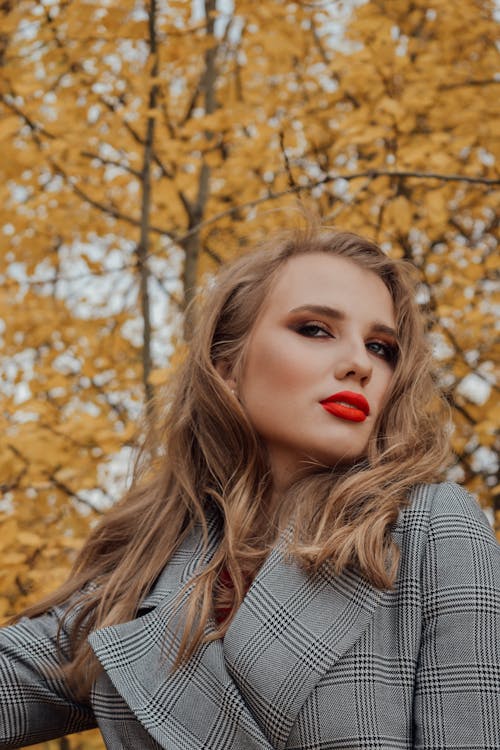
0, 1, 498, 746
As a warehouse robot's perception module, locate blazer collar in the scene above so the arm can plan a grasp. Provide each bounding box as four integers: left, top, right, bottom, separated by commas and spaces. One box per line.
89, 518, 381, 750
223, 534, 381, 748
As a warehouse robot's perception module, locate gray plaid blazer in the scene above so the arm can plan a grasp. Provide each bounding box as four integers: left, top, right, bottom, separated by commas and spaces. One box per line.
1, 482, 499, 749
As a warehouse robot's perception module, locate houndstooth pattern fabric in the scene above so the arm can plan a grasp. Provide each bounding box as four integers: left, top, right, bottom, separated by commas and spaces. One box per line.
0, 482, 499, 749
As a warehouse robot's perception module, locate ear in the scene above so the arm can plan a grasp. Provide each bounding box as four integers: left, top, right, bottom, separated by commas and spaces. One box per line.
214, 358, 237, 391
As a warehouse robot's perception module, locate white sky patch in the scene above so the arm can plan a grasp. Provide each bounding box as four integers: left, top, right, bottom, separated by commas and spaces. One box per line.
456, 373, 492, 405
446, 463, 465, 484
478, 360, 497, 382
104, 53, 122, 74
52, 240, 136, 318
415, 284, 430, 305
429, 331, 455, 360
52, 351, 82, 375
13, 381, 31, 405
0, 348, 36, 399
11, 410, 39, 424
470, 446, 499, 475
8, 183, 29, 203
87, 104, 101, 124
483, 506, 495, 527
0, 492, 14, 514
98, 444, 135, 503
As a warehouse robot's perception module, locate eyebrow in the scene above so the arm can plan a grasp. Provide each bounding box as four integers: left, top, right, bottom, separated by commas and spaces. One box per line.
289, 304, 399, 341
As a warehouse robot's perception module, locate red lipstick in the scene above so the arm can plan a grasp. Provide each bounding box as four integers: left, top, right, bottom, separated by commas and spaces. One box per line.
320, 390, 370, 423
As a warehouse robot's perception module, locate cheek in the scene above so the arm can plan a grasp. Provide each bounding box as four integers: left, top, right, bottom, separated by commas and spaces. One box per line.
242, 336, 311, 401
373, 368, 394, 409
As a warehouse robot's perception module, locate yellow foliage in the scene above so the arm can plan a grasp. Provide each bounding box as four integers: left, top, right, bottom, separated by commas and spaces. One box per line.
384, 196, 413, 234
0, 116, 20, 141
423, 192, 449, 227
149, 367, 171, 386
17, 532, 43, 547
1, 553, 28, 566
0, 598, 10, 619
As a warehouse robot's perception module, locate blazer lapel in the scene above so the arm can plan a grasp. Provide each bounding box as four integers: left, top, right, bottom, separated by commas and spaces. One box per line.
89, 519, 381, 750
223, 535, 382, 749
88, 517, 276, 750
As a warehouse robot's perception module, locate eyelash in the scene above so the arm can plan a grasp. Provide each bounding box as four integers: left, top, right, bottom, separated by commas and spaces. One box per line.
297, 322, 331, 338
295, 323, 398, 364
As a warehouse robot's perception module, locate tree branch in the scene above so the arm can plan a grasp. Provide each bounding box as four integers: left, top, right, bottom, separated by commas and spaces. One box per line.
54, 160, 176, 238
80, 150, 142, 178
98, 95, 174, 180
279, 130, 297, 189
310, 12, 331, 64
174, 168, 500, 249
2, 445, 28, 494
48, 473, 106, 513
440, 78, 500, 90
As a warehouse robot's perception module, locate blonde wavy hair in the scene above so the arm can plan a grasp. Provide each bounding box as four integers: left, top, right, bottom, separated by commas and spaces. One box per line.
19, 223, 451, 691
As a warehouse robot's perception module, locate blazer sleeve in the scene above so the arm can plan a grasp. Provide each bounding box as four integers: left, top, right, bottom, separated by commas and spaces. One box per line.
0, 606, 97, 748
413, 483, 500, 749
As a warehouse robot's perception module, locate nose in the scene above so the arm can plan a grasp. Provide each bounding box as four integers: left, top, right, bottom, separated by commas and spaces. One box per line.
334, 339, 372, 386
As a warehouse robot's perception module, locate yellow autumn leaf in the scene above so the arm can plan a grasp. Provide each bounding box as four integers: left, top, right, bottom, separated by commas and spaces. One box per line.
55, 467, 79, 483
17, 532, 43, 547
148, 367, 171, 386
0, 597, 10, 619
0, 117, 20, 141
1, 553, 27, 566
386, 196, 413, 234
379, 97, 405, 119
485, 254, 500, 272
0, 519, 19, 550
423, 192, 448, 226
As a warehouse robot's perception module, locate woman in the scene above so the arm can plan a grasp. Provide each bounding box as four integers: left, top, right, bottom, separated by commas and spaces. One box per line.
1, 224, 499, 749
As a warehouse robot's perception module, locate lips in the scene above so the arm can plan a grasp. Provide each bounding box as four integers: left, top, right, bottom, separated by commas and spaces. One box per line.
320, 390, 370, 423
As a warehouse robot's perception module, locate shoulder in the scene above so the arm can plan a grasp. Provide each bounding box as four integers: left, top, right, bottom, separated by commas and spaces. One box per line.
400, 481, 495, 539
396, 482, 499, 592
394, 482, 499, 582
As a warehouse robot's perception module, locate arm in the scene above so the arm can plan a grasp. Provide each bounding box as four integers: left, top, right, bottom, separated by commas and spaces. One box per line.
0, 607, 96, 748
413, 483, 500, 749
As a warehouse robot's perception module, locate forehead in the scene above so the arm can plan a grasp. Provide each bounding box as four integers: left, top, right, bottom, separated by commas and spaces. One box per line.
260, 252, 395, 323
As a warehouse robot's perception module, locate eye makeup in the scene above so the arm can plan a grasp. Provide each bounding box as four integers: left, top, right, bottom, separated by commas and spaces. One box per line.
288, 305, 399, 366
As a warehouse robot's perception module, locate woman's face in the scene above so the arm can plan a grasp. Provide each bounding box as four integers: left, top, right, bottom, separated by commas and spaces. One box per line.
233, 253, 398, 489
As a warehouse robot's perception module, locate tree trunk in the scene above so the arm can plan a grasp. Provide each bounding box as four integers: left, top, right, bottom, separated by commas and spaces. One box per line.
182, 0, 218, 340
137, 0, 158, 416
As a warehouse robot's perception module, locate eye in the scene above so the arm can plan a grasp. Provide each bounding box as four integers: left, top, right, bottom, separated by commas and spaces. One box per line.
296, 322, 332, 338
367, 340, 398, 364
